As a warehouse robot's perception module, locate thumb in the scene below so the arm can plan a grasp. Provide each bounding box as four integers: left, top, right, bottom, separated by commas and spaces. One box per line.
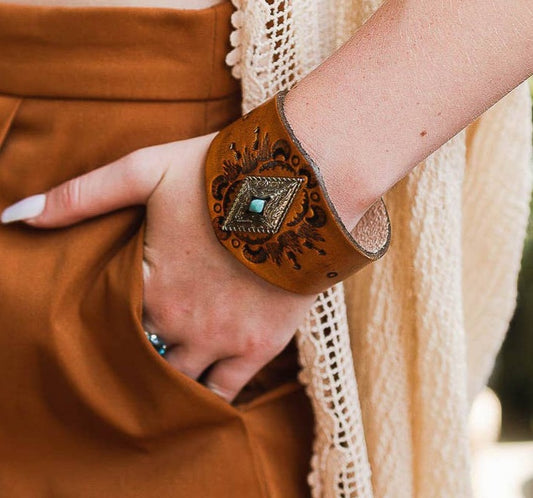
1, 149, 167, 228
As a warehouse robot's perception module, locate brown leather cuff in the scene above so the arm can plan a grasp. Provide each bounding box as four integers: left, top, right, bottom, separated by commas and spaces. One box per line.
204, 90, 391, 295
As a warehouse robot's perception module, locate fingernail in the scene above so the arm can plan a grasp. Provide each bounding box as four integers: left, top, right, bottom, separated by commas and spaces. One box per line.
206, 383, 231, 402
1, 194, 46, 224
142, 259, 151, 281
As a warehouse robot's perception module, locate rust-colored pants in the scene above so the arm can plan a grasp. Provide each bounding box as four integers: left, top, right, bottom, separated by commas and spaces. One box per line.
0, 2, 314, 496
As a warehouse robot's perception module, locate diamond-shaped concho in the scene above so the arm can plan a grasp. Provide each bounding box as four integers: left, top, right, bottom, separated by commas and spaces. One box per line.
222, 176, 304, 234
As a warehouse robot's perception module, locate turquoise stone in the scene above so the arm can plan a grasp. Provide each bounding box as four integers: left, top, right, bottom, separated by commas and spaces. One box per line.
145, 331, 168, 356
248, 197, 267, 214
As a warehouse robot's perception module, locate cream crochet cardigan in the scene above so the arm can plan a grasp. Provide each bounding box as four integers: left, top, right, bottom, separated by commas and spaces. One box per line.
226, 1, 533, 497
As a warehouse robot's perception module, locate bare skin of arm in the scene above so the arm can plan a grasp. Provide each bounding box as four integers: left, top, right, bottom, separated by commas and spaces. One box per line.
285, 0, 533, 230
2, 0, 532, 403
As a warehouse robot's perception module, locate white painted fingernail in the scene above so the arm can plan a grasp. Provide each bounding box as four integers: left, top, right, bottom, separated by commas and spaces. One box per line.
142, 259, 151, 280
1, 194, 46, 224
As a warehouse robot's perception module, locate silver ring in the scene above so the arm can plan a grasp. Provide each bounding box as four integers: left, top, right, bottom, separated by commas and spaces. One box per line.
144, 331, 168, 357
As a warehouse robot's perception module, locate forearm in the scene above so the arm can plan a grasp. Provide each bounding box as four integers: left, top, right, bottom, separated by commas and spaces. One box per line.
284, 0, 533, 230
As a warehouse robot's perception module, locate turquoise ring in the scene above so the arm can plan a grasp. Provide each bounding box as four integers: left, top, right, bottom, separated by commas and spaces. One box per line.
144, 331, 168, 356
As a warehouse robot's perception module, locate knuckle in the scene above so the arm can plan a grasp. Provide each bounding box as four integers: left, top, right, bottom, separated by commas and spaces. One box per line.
120, 153, 144, 186
57, 177, 83, 213
121, 148, 163, 196
200, 323, 228, 346
203, 314, 282, 359
192, 315, 233, 350
149, 300, 181, 332
174, 358, 202, 379
240, 331, 281, 359
146, 296, 203, 342
122, 149, 144, 173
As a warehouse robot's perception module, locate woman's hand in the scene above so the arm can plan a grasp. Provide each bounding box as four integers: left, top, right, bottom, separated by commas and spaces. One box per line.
1, 133, 318, 403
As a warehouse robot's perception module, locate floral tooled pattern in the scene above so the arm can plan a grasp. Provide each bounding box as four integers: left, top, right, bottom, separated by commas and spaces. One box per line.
210, 126, 328, 270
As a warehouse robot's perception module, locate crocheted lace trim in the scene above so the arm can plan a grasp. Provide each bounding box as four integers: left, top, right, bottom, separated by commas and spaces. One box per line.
225, 2, 377, 496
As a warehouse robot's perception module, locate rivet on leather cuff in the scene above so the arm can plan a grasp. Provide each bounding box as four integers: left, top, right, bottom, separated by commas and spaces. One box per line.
204, 89, 392, 295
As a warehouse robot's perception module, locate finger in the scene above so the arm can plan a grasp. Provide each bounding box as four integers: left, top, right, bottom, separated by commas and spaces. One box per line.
1, 147, 167, 228
165, 345, 216, 381
203, 356, 263, 404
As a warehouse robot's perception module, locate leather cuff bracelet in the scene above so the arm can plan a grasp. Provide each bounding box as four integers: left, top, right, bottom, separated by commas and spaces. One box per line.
204, 90, 391, 295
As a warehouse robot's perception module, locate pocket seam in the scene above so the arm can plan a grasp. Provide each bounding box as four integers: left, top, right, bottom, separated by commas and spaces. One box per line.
0, 96, 22, 153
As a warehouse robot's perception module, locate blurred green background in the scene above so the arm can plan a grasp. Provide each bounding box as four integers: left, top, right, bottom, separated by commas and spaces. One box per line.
489, 76, 533, 441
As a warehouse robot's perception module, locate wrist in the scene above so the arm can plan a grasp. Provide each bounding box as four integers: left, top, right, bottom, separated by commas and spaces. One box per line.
202, 91, 391, 295
282, 86, 377, 232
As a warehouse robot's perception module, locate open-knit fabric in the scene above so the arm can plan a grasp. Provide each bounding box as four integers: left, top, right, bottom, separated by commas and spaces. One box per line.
226, 0, 533, 497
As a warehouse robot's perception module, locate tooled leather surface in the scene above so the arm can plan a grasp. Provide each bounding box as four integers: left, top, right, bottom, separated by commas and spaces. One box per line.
204, 92, 391, 294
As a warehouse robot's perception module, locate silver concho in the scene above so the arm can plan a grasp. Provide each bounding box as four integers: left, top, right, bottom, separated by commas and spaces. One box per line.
222, 176, 303, 234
